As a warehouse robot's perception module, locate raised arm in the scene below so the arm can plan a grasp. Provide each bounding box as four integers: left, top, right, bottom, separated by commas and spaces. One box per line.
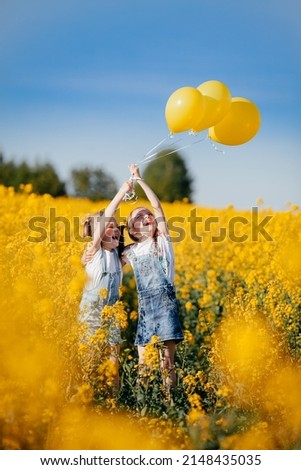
91, 180, 133, 248
129, 163, 169, 236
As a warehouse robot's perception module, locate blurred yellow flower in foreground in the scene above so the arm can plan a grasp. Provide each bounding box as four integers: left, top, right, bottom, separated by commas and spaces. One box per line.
48, 406, 169, 450
212, 312, 280, 406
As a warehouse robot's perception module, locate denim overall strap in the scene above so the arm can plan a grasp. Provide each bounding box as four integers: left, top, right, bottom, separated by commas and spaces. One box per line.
102, 248, 122, 304
111, 248, 122, 287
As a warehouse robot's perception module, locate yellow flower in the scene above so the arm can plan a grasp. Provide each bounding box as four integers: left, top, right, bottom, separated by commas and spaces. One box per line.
19, 183, 33, 194
184, 329, 195, 344
98, 359, 118, 386
188, 393, 203, 410
130, 310, 138, 321
185, 301, 194, 312
143, 339, 161, 369
72, 384, 94, 404
99, 288, 108, 298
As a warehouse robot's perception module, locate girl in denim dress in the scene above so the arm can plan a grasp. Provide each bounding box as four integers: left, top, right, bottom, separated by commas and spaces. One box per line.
79, 180, 133, 389
122, 164, 184, 388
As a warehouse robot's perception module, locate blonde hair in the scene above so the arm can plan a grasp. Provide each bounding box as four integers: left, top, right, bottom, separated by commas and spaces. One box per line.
126, 206, 158, 242
126, 206, 147, 242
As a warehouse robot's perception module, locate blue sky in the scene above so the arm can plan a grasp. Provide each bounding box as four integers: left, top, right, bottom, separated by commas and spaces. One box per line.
0, 0, 300, 209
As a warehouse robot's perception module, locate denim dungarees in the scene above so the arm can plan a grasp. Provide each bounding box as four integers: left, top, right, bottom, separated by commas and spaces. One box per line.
127, 243, 184, 346
79, 248, 122, 344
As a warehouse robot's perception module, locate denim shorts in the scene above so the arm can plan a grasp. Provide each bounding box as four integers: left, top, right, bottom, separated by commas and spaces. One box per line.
135, 284, 184, 346
79, 289, 121, 345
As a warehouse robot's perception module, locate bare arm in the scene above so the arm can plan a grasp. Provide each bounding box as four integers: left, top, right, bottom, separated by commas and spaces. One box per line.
91, 180, 133, 249
129, 163, 169, 236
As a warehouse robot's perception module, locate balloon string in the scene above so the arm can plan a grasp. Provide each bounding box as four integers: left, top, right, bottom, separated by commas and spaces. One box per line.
135, 133, 182, 165
143, 135, 170, 158
208, 138, 226, 155
137, 135, 207, 167
124, 134, 207, 202
136, 137, 183, 166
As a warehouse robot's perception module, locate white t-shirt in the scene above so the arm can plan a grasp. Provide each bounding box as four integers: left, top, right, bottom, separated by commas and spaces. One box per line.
122, 234, 175, 283
84, 247, 121, 291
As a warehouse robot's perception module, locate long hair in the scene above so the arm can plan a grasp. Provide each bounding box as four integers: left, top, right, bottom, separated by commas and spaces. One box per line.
83, 212, 124, 258
117, 225, 126, 257
82, 211, 104, 238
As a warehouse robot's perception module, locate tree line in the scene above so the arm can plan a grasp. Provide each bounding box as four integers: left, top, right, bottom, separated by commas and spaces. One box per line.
0, 149, 193, 202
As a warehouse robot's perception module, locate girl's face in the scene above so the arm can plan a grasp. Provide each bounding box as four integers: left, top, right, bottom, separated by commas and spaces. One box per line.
128, 208, 156, 241
102, 218, 120, 250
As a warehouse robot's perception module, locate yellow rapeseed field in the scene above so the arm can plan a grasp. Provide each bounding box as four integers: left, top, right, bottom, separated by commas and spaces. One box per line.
0, 184, 300, 450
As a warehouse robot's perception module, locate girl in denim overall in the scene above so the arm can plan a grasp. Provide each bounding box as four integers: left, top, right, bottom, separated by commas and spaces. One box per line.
123, 164, 184, 389
79, 180, 133, 390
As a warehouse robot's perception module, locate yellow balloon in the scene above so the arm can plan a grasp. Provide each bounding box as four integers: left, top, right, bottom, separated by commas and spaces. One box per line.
165, 87, 204, 133
193, 80, 231, 132
208, 97, 261, 146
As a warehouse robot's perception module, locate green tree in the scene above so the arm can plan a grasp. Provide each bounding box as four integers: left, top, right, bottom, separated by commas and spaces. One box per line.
0, 152, 66, 196
0, 152, 17, 186
70, 166, 118, 201
136, 149, 193, 202
32, 163, 66, 196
